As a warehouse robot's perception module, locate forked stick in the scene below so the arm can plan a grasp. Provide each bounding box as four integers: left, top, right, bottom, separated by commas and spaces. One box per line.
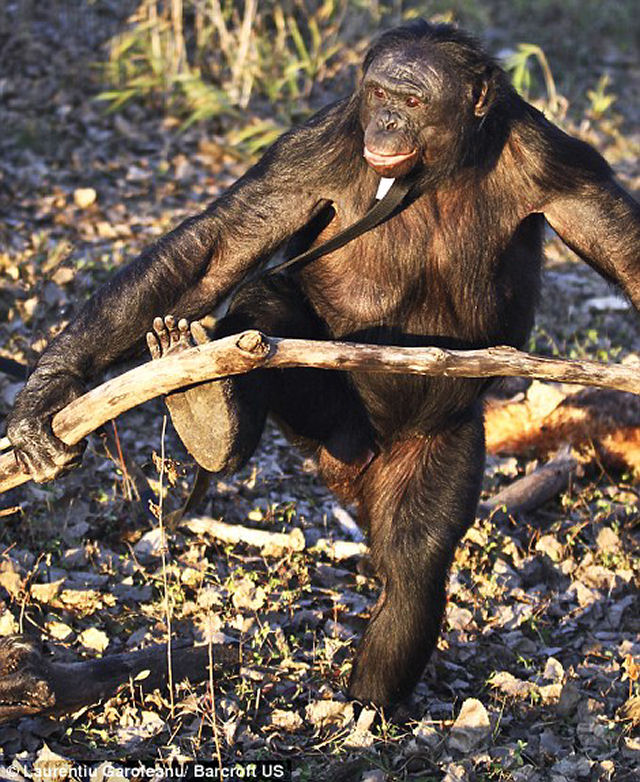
1, 329, 638, 493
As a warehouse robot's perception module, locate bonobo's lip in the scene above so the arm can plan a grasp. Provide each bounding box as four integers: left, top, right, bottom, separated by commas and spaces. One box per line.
363, 147, 418, 168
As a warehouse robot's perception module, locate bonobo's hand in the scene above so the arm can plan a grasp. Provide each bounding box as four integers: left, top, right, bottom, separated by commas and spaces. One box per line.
6, 370, 86, 483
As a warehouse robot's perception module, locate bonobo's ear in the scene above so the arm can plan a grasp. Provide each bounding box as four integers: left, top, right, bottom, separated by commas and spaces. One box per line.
473, 65, 499, 117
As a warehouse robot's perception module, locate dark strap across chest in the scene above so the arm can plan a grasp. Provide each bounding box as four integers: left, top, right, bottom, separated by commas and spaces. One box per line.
265, 176, 415, 277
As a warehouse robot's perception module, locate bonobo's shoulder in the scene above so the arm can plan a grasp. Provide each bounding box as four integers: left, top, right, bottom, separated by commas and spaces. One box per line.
268, 97, 358, 153
258, 96, 361, 175
511, 103, 612, 186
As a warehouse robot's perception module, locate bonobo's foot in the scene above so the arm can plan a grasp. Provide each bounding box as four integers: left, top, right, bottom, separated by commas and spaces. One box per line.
0, 636, 55, 721
146, 316, 261, 473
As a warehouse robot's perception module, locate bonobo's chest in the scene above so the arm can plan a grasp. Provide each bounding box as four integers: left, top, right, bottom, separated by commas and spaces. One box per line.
299, 185, 541, 341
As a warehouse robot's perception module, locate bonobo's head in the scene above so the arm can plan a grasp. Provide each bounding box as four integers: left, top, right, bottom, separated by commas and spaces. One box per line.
360, 21, 505, 179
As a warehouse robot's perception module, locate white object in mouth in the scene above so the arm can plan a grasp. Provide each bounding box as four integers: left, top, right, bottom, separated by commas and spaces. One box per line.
376, 177, 395, 200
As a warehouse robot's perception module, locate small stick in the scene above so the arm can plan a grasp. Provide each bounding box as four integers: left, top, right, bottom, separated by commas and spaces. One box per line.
183, 516, 306, 553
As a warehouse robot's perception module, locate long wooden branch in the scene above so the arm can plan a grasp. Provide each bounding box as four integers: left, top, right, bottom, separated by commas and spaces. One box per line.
1, 329, 638, 493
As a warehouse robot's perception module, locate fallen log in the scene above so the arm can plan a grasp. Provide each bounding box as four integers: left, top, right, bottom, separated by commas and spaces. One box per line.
478, 447, 578, 519
1, 330, 638, 493
0, 635, 240, 723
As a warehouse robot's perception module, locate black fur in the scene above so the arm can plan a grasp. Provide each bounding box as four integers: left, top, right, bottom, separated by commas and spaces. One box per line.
0, 358, 26, 381
7, 22, 640, 707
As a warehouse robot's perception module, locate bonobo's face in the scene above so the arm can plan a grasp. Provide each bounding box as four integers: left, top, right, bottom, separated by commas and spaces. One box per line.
360, 47, 468, 178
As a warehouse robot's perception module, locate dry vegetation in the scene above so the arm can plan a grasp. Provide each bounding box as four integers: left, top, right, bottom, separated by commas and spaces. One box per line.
0, 1, 638, 780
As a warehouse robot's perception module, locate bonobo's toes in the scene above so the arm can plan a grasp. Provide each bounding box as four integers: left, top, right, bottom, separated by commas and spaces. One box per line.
0, 636, 56, 721
146, 316, 257, 472
146, 331, 162, 360
177, 318, 192, 350
147, 315, 205, 362
152, 315, 171, 353
149, 317, 263, 472
164, 314, 182, 349
190, 320, 209, 345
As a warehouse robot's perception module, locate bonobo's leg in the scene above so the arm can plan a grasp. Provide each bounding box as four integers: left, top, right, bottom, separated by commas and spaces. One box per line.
147, 276, 376, 475
348, 407, 485, 708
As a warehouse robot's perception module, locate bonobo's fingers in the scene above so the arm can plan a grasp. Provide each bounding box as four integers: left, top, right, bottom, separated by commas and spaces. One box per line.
7, 375, 86, 483
146, 331, 162, 360
153, 316, 171, 353
10, 411, 86, 483
14, 435, 85, 484
190, 320, 210, 345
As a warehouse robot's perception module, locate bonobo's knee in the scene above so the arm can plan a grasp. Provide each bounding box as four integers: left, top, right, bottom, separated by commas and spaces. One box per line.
216, 275, 328, 341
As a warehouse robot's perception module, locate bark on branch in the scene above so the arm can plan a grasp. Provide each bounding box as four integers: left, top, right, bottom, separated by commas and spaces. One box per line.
478, 447, 578, 519
0, 636, 240, 723
1, 330, 638, 492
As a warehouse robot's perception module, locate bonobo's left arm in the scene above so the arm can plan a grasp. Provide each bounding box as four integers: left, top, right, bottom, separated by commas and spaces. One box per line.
7, 103, 349, 482
537, 127, 640, 311
545, 182, 640, 309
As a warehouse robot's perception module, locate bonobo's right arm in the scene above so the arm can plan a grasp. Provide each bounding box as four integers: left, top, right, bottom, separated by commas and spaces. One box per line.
7, 106, 348, 482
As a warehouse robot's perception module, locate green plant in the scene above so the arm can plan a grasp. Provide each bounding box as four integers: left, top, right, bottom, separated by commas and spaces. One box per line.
504, 43, 559, 114
176, 70, 238, 128
587, 73, 617, 119
98, 0, 363, 148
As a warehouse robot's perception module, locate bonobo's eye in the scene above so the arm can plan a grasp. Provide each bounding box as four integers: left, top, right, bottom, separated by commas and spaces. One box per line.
405, 95, 422, 108
372, 86, 386, 100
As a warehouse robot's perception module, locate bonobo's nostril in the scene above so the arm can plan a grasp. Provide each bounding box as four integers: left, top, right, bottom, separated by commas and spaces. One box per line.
377, 110, 399, 132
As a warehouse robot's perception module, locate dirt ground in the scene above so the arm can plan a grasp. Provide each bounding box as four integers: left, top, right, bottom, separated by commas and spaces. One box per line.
0, 3, 638, 780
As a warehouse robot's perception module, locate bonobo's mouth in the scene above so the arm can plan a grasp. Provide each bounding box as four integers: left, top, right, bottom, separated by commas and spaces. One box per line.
363, 146, 418, 176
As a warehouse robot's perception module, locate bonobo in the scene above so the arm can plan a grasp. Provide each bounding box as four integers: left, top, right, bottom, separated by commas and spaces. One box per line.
7, 21, 640, 708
